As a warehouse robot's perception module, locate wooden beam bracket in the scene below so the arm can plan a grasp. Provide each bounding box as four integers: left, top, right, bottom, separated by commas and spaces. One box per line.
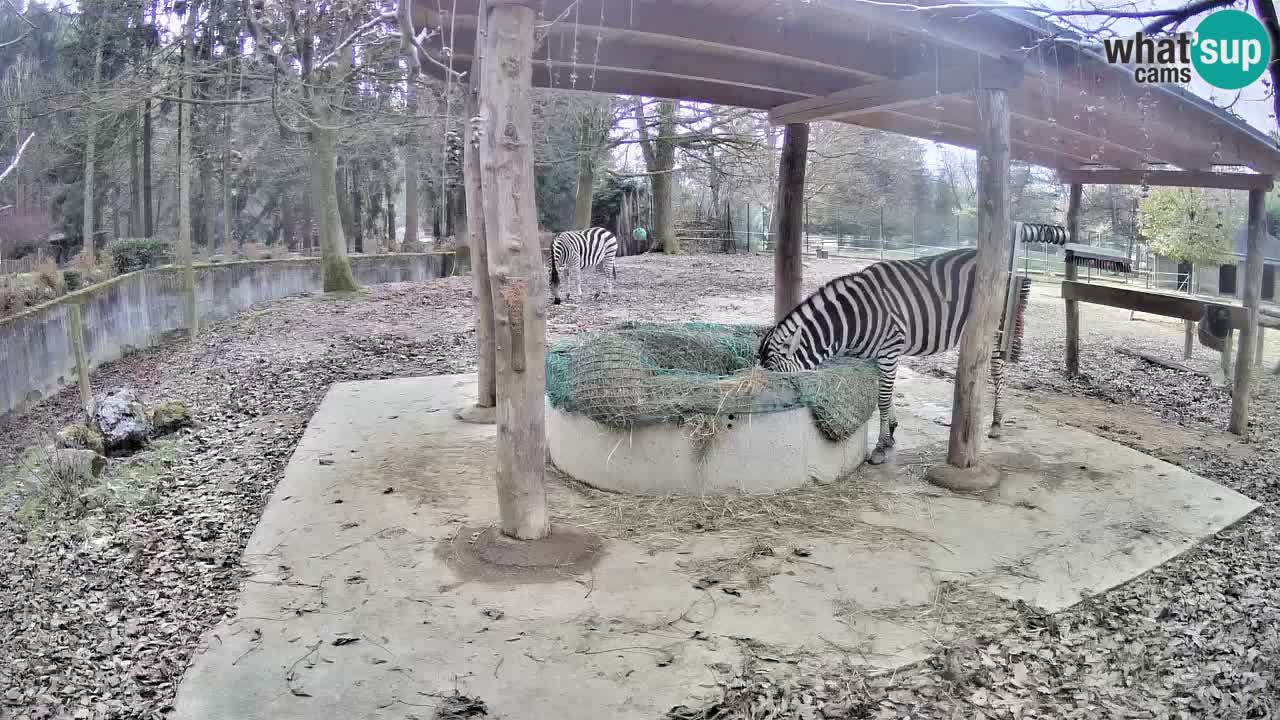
1057, 168, 1275, 191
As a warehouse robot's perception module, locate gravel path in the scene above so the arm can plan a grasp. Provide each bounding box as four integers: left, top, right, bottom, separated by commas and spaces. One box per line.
1, 253, 1277, 719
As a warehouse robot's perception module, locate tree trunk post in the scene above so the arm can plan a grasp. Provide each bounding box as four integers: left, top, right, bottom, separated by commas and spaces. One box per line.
946, 88, 1010, 470
311, 128, 360, 292
1064, 182, 1083, 377
82, 37, 105, 264
177, 16, 199, 336
1229, 188, 1267, 435
478, 0, 549, 540
143, 99, 154, 238
130, 110, 142, 238
464, 0, 497, 413
1184, 319, 1194, 360
773, 123, 808, 322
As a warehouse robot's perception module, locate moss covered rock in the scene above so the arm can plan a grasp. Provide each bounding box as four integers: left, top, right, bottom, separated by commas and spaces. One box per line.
149, 400, 193, 436
55, 423, 106, 455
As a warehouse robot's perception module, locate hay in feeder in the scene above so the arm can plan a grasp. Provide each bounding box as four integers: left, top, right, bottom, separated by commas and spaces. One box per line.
545, 321, 879, 442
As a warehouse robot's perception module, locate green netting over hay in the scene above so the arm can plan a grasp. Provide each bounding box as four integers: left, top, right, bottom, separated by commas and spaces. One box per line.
545, 321, 879, 441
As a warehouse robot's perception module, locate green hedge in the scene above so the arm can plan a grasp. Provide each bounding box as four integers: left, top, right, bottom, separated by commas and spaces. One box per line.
108, 238, 172, 275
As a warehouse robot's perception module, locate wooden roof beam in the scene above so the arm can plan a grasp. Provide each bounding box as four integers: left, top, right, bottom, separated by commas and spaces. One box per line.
447, 36, 861, 101
423, 1, 924, 83
768, 60, 1022, 125
857, 110, 1091, 169
1056, 168, 1275, 191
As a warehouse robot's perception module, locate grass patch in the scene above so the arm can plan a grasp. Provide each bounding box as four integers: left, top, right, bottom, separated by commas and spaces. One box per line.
8, 439, 178, 543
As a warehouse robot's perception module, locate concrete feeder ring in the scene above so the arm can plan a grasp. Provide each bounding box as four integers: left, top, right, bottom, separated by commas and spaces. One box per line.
544, 322, 879, 496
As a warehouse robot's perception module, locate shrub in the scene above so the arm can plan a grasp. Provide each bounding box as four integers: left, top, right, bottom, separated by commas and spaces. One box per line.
0, 284, 45, 316
239, 242, 273, 260
63, 269, 83, 291
109, 238, 172, 275
70, 251, 115, 284
33, 257, 65, 295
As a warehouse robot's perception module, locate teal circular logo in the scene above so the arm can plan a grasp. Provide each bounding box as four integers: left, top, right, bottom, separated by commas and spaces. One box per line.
1192, 10, 1272, 90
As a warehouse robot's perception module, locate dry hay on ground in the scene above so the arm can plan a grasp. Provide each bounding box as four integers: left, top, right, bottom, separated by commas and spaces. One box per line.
547, 463, 924, 553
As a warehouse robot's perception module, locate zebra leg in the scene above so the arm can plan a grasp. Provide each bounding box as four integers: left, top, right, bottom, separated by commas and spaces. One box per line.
869, 357, 899, 465
988, 348, 1006, 439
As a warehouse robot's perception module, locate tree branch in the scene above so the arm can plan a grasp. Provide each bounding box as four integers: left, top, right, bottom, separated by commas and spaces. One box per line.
315, 10, 397, 69
1253, 0, 1280, 129
392, 0, 463, 81
1142, 0, 1237, 32
0, 132, 34, 184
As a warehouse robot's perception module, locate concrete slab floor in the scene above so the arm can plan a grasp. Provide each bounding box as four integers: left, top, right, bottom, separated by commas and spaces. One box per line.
172, 371, 1258, 720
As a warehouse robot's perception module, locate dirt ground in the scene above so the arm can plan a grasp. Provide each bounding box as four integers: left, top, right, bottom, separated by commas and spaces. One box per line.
1, 251, 1278, 719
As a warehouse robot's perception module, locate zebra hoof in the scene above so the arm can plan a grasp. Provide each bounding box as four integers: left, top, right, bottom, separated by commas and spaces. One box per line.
552, 297, 562, 305
868, 448, 888, 465
988, 423, 1003, 439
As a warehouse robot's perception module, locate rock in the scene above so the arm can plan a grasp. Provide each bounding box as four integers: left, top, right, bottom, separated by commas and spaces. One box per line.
55, 424, 105, 456
92, 388, 152, 457
148, 400, 193, 436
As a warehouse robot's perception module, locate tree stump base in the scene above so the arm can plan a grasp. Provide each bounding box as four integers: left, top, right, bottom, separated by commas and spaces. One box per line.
455, 404, 496, 425
925, 462, 1002, 493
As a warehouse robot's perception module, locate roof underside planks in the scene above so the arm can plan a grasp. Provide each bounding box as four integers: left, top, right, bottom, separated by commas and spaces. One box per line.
418, 0, 1280, 177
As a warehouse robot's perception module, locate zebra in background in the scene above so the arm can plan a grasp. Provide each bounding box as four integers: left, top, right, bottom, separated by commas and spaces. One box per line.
550, 227, 619, 305
758, 247, 1026, 465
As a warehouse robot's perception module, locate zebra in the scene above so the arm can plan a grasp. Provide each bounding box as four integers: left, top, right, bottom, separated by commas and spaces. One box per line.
549, 227, 619, 305
758, 247, 1024, 466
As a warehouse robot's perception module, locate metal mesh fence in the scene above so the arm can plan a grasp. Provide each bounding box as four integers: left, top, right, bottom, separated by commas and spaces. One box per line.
546, 321, 880, 442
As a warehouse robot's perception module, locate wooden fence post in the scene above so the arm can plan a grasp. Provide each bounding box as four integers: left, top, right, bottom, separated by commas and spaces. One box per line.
1184, 320, 1194, 360
478, 0, 549, 540
773, 122, 808, 322
1229, 188, 1267, 434
1064, 183, 1082, 377
66, 303, 93, 422
946, 87, 1010, 469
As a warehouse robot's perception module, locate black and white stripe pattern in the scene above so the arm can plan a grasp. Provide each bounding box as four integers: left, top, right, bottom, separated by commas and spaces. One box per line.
550, 227, 619, 304
759, 248, 1019, 465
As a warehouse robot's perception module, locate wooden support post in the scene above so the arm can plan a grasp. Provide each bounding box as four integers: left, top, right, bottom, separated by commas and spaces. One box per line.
464, 0, 497, 414
1229, 189, 1266, 435
1256, 328, 1266, 368
773, 122, 808, 322
1221, 328, 1234, 381
1063, 183, 1083, 377
478, 0, 549, 540
947, 88, 1010, 469
1184, 320, 1194, 360
66, 303, 93, 422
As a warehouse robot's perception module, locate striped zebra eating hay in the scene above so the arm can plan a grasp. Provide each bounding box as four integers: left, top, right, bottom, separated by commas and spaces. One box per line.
550, 227, 619, 305
759, 248, 1029, 466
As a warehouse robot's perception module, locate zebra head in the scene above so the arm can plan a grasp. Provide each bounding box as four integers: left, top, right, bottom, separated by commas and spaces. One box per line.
549, 235, 562, 304
758, 319, 808, 372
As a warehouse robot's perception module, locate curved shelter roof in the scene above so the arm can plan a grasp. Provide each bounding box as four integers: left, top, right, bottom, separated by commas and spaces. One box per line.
421, 0, 1280, 176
